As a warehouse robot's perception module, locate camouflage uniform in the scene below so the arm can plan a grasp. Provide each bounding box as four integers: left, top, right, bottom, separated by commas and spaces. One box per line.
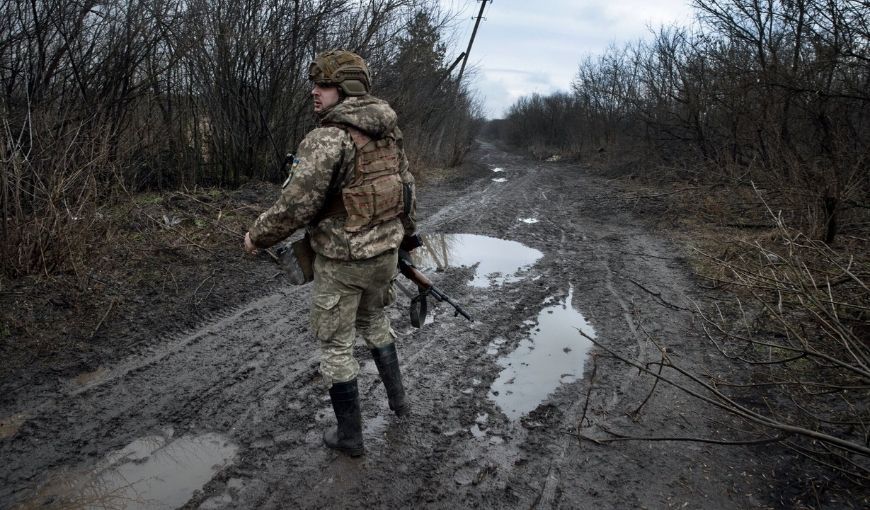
249, 95, 415, 386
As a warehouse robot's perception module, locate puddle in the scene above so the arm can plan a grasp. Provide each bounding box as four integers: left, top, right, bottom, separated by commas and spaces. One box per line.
492, 178, 507, 183
470, 424, 486, 439
412, 234, 543, 288
486, 336, 508, 355
491, 167, 505, 172
488, 286, 596, 420
519, 218, 539, 224
364, 414, 387, 437
26, 432, 238, 509
0, 412, 29, 439
200, 492, 233, 509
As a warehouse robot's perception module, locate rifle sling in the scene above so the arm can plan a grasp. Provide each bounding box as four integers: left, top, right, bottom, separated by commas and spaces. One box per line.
410, 290, 428, 328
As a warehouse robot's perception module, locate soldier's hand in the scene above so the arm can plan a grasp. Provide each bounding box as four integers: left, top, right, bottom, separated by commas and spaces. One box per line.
244, 232, 258, 255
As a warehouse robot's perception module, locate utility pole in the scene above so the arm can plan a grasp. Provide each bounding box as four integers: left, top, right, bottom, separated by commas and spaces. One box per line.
457, 0, 491, 84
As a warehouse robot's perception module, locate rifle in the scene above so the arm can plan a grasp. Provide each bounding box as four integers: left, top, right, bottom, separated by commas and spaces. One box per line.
397, 235, 474, 328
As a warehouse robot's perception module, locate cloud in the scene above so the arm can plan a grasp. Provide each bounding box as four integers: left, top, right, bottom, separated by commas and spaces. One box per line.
444, 0, 695, 118
485, 68, 553, 86
476, 67, 563, 118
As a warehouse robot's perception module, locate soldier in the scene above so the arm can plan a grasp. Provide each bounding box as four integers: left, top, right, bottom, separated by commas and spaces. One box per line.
244, 50, 416, 457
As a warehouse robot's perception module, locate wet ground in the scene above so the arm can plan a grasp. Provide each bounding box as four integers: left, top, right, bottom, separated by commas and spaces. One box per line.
2, 141, 793, 508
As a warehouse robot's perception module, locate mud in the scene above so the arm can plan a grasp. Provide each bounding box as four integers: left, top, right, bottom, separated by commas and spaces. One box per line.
0, 141, 821, 508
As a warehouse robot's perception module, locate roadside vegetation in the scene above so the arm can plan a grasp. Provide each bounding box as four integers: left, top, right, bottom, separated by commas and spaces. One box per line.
491, 0, 869, 495
1, 1, 481, 364
1, 0, 481, 277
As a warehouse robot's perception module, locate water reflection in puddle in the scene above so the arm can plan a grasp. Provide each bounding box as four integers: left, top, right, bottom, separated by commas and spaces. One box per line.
412, 234, 543, 288
519, 218, 539, 224
491, 167, 505, 173
488, 286, 596, 420
492, 178, 507, 183
27, 432, 238, 509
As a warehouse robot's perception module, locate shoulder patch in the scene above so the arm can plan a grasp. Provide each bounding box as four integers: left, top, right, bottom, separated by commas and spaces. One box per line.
282, 156, 300, 188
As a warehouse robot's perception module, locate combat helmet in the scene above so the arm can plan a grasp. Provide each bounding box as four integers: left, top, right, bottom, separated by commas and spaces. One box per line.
309, 50, 371, 97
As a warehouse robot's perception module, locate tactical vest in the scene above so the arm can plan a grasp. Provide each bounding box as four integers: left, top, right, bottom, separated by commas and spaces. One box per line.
318, 124, 406, 232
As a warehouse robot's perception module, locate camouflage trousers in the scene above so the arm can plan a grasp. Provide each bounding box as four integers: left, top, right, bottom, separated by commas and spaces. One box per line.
311, 250, 399, 386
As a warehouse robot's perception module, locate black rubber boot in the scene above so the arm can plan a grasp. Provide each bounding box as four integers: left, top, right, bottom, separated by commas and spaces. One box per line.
323, 379, 364, 457
371, 343, 410, 416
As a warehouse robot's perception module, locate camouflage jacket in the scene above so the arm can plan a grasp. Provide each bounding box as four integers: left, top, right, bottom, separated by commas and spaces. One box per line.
249, 95, 415, 260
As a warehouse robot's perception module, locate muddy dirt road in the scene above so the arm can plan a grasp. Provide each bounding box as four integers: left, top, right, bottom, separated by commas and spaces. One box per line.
2, 141, 782, 508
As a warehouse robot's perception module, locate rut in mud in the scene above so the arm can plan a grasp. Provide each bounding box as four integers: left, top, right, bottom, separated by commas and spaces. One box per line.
3, 141, 789, 509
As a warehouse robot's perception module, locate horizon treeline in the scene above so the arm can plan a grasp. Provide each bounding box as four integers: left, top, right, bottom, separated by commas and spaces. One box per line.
491, 0, 868, 243
1, 0, 481, 276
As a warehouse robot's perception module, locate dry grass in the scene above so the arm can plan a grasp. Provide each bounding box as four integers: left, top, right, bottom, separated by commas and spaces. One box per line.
0, 182, 281, 375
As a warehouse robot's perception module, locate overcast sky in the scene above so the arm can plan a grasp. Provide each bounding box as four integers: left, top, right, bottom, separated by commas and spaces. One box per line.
439, 0, 696, 118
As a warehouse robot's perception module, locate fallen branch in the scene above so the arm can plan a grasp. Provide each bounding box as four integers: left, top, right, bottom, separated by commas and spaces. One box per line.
630, 327, 667, 419
568, 427, 788, 446
577, 328, 870, 458
622, 276, 690, 311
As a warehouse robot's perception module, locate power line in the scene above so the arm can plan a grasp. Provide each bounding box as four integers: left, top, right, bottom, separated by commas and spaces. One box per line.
457, 0, 492, 84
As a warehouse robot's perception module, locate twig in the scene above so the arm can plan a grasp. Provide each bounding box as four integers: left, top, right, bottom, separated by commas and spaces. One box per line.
577, 354, 599, 430
578, 329, 870, 457
723, 223, 772, 229
617, 250, 673, 261
623, 187, 702, 199
175, 232, 214, 255
622, 276, 690, 311
173, 191, 219, 210
87, 273, 118, 289
785, 441, 870, 483
197, 279, 217, 305
696, 305, 870, 380
631, 337, 666, 419
568, 428, 787, 446
90, 299, 116, 339
710, 379, 870, 391
573, 432, 604, 445
191, 270, 216, 306
264, 248, 279, 263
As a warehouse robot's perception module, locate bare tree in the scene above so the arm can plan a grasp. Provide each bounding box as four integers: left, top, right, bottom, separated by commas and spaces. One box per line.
1, 0, 482, 276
